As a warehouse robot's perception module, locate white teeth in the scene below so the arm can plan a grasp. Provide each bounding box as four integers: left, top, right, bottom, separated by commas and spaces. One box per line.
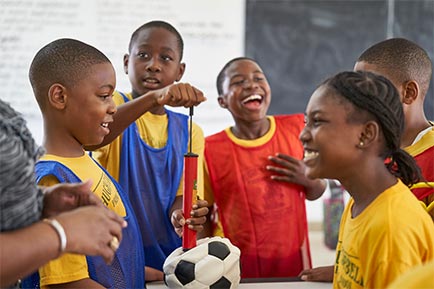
242, 94, 262, 104
101, 123, 108, 128
304, 150, 318, 160
145, 79, 158, 83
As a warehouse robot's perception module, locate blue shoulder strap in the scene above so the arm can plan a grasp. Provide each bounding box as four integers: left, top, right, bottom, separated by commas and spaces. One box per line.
117, 92, 188, 270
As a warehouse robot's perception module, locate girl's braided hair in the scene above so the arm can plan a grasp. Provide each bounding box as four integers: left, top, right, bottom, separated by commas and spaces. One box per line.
322, 70, 422, 187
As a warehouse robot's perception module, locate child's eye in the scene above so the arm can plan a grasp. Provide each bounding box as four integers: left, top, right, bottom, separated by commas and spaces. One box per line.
137, 52, 149, 58
231, 79, 245, 86
161, 55, 173, 61
305, 117, 323, 127
100, 94, 111, 100
312, 118, 323, 127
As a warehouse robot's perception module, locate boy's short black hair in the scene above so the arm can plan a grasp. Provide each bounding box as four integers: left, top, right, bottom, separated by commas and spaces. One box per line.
357, 38, 433, 97
216, 57, 257, 96
29, 38, 111, 108
128, 20, 184, 61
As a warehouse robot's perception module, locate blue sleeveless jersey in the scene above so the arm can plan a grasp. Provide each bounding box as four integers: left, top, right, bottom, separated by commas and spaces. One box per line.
21, 160, 145, 289
118, 92, 188, 270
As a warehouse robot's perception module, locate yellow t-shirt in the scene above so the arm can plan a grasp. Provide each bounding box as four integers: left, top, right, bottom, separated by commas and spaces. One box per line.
37, 153, 126, 287
92, 91, 204, 198
333, 180, 434, 289
404, 126, 434, 219
386, 259, 434, 289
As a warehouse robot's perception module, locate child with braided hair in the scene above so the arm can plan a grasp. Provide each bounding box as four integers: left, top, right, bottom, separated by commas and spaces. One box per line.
300, 38, 434, 284
300, 70, 434, 289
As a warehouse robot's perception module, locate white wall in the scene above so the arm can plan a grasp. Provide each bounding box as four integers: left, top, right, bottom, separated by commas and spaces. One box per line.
0, 0, 327, 223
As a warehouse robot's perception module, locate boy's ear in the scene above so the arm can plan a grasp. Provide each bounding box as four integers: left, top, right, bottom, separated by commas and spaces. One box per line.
175, 63, 186, 82
48, 83, 67, 110
402, 80, 419, 105
217, 96, 228, 109
123, 54, 129, 74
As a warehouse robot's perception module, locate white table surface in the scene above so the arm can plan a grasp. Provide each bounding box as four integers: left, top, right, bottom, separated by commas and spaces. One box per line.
146, 280, 332, 289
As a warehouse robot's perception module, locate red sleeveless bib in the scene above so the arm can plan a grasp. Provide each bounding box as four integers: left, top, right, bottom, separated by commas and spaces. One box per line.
205, 115, 311, 278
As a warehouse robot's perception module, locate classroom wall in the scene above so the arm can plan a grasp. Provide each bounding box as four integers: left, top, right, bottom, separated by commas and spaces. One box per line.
1, 0, 432, 224
0, 0, 244, 141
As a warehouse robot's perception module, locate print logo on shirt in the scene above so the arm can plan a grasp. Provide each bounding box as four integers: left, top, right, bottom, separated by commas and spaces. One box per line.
335, 247, 364, 289
95, 172, 126, 217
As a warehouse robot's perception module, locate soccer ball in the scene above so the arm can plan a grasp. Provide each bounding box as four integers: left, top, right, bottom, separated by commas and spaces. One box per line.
163, 236, 241, 289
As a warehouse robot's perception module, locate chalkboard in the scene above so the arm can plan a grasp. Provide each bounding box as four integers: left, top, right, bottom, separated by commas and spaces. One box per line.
246, 0, 434, 119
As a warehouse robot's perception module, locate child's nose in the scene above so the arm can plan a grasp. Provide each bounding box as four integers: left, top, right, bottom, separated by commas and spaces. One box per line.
243, 79, 259, 90
146, 57, 161, 72
299, 127, 310, 142
108, 99, 117, 115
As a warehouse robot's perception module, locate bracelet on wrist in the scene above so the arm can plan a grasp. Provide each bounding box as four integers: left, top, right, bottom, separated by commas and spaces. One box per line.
43, 218, 67, 253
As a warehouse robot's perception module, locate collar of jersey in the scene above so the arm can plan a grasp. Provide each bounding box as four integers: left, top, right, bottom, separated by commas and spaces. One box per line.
225, 116, 275, 147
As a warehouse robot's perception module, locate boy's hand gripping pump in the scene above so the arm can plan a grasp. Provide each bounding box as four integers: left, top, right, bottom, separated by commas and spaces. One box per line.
182, 106, 198, 250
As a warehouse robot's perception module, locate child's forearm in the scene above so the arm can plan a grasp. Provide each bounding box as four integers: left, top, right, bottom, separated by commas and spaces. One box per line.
85, 83, 205, 151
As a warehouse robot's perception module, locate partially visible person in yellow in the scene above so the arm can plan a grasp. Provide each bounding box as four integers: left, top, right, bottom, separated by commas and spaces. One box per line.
386, 260, 434, 289
92, 20, 208, 281
354, 37, 434, 220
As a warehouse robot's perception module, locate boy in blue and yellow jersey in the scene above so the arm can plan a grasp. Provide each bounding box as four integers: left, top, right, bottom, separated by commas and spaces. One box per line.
27, 38, 206, 288
92, 20, 208, 281
28, 38, 144, 289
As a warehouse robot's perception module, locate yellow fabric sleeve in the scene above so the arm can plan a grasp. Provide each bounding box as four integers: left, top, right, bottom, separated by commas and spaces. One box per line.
38, 176, 89, 287
38, 253, 89, 288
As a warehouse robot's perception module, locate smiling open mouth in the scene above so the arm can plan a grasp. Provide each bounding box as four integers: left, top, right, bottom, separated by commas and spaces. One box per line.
304, 149, 319, 161
242, 94, 263, 104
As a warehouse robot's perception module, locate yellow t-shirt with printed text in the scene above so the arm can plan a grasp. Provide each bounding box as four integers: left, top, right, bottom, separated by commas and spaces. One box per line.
333, 180, 434, 289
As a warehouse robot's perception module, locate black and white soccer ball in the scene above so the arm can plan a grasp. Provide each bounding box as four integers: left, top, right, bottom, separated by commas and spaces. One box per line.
163, 236, 241, 289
